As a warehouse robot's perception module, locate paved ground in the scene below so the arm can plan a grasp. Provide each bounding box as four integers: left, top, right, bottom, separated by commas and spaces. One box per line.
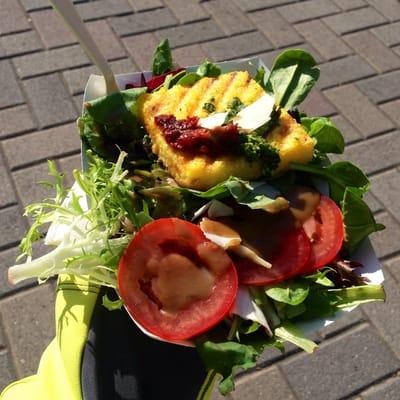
0, 0, 400, 398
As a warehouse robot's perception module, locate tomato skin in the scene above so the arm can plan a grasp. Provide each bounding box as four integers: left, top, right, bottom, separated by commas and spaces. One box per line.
118, 218, 238, 341
301, 195, 344, 273
235, 228, 311, 286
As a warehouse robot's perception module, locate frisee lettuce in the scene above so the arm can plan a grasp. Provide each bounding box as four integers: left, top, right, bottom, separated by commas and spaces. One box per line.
8, 152, 151, 286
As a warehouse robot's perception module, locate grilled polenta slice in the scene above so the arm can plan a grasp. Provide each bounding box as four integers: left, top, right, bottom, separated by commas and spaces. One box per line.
139, 71, 315, 190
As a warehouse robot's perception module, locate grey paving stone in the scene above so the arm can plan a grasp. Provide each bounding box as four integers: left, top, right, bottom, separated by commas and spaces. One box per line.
281, 325, 400, 400
172, 44, 207, 67
385, 256, 400, 283
371, 212, 400, 258
331, 114, 363, 144
372, 21, 400, 47
370, 170, 400, 222
333, 0, 366, 10
30, 9, 75, 49
324, 84, 394, 138
128, 0, 163, 12
13, 45, 90, 79
364, 191, 384, 214
366, 0, 400, 22
0, 0, 30, 35
362, 271, 400, 358
3, 123, 80, 170
64, 58, 136, 96
318, 55, 375, 89
362, 377, 400, 400
278, 0, 340, 23
259, 42, 323, 67
358, 71, 400, 104
204, 0, 254, 36
76, 0, 133, 21
318, 308, 365, 339
57, 154, 81, 188
111, 8, 177, 37
164, 0, 209, 23
13, 162, 53, 208
234, 0, 297, 12
250, 9, 302, 48
0, 349, 17, 391
20, 0, 50, 12
231, 367, 296, 400
23, 75, 77, 129
394, 45, 400, 57
0, 105, 36, 138
202, 31, 273, 62
338, 131, 400, 175
0, 206, 27, 249
156, 20, 224, 48
380, 99, 400, 127
122, 33, 159, 70
300, 89, 336, 117
0, 30, 42, 58
295, 19, 351, 61
0, 61, 24, 110
0, 152, 16, 208
0, 284, 55, 377
0, 246, 35, 297
323, 7, 387, 35
344, 31, 400, 73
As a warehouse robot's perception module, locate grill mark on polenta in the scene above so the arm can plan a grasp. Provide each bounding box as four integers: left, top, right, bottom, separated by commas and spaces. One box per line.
193, 78, 221, 117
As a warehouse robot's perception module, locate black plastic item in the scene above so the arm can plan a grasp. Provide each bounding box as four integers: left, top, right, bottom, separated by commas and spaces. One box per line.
81, 289, 207, 400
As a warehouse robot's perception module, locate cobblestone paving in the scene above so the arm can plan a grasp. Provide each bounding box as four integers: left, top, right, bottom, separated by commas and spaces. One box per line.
1, 0, 400, 398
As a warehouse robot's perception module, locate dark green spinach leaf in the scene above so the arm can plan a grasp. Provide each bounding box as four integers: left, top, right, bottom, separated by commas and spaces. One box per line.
152, 38, 173, 75
342, 187, 385, 253
196, 60, 222, 78
265, 49, 320, 109
301, 116, 345, 154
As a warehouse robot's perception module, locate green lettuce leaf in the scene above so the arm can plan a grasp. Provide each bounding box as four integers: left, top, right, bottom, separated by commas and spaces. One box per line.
342, 187, 385, 253
196, 60, 221, 78
301, 117, 345, 154
275, 322, 318, 353
290, 161, 370, 204
266, 280, 310, 306
152, 38, 173, 75
78, 88, 147, 162
265, 49, 320, 109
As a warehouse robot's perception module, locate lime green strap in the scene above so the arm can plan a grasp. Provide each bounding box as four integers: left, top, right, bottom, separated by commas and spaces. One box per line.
1, 276, 100, 400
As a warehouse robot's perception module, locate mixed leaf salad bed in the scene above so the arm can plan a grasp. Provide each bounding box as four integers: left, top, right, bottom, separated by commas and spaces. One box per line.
8, 39, 385, 398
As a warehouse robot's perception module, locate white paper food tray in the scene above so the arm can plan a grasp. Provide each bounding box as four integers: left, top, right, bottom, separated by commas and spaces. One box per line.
81, 57, 384, 344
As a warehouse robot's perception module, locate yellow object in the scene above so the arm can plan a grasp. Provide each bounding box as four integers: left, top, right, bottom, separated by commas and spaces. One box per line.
139, 71, 315, 190
0, 276, 99, 400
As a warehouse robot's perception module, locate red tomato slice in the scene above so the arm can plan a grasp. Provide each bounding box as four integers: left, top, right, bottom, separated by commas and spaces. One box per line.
235, 228, 311, 286
301, 195, 344, 273
118, 218, 238, 341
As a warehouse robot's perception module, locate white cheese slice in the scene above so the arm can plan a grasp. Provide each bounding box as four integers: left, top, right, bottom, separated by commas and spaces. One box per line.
198, 93, 275, 131
232, 286, 272, 334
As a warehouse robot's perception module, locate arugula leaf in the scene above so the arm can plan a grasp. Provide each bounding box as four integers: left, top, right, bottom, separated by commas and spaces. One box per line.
78, 88, 147, 162
301, 117, 345, 154
183, 177, 289, 213
265, 49, 320, 109
342, 187, 385, 253
290, 161, 370, 204
152, 38, 173, 75
275, 322, 318, 353
196, 60, 221, 78
163, 70, 186, 89
266, 280, 310, 306
296, 284, 385, 321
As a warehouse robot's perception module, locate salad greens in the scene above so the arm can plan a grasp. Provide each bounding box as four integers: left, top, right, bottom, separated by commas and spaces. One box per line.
265, 49, 320, 109
9, 41, 387, 399
152, 38, 173, 75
